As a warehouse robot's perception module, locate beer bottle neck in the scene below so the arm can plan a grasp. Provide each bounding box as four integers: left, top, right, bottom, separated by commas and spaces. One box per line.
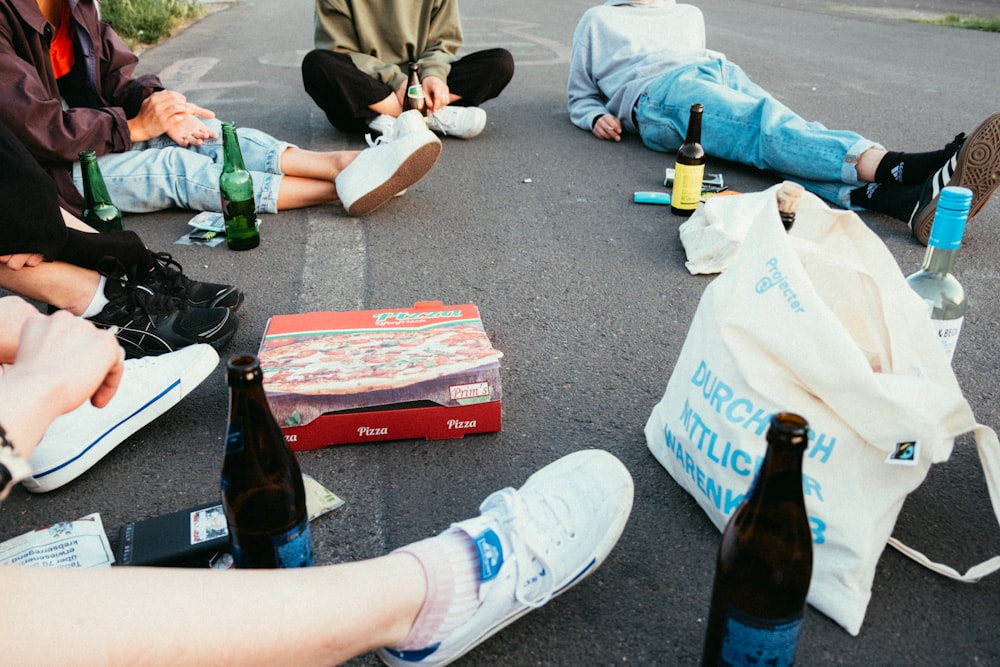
80, 157, 114, 206
684, 110, 703, 144
221, 125, 248, 172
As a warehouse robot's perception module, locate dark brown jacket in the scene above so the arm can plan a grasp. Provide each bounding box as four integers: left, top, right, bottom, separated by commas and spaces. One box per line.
0, 0, 162, 213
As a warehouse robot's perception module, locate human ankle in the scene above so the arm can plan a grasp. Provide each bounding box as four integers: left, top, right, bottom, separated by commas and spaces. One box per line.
389, 529, 481, 650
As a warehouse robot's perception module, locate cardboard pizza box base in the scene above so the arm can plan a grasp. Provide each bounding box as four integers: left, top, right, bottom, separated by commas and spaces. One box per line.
259, 302, 503, 451
281, 401, 502, 451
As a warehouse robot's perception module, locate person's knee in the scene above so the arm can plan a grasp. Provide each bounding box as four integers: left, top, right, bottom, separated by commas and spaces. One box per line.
496, 48, 515, 84
300, 49, 326, 86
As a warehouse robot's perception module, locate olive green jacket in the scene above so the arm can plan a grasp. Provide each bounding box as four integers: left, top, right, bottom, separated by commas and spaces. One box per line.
313, 0, 462, 89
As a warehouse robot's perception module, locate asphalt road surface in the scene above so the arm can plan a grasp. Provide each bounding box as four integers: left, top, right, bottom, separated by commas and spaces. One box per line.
2, 1, 998, 665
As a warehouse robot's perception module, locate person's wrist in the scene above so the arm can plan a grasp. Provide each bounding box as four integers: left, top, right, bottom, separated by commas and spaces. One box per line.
0, 370, 68, 448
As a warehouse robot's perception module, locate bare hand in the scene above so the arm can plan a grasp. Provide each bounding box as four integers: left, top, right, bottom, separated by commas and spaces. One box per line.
11, 309, 124, 411
593, 113, 622, 142
0, 253, 44, 271
422, 75, 451, 114
0, 297, 42, 363
128, 90, 217, 145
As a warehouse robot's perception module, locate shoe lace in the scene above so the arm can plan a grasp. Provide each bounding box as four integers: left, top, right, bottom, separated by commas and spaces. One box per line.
479, 487, 573, 609
364, 131, 393, 148
149, 252, 194, 293
128, 283, 186, 317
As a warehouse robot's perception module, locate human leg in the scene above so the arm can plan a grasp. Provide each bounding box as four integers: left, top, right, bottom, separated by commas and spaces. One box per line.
636, 59, 881, 207
0, 260, 101, 315
2, 449, 632, 667
445, 49, 515, 107
78, 119, 288, 214
301, 49, 399, 133
0, 553, 426, 667
82, 116, 437, 215
1, 253, 238, 358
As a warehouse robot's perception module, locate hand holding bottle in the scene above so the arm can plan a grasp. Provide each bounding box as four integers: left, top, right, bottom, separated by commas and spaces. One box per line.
422, 75, 451, 114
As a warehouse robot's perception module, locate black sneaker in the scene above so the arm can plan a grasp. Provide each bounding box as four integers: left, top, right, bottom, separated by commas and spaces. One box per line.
88, 278, 236, 359
142, 252, 245, 311
910, 112, 1000, 245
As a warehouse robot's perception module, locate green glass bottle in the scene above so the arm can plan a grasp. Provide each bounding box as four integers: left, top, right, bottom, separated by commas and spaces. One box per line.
905, 186, 972, 363
219, 122, 260, 251
78, 151, 124, 233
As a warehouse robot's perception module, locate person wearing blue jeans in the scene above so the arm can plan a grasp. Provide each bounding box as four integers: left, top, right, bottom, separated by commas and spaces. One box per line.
568, 0, 1000, 245
0, 0, 441, 220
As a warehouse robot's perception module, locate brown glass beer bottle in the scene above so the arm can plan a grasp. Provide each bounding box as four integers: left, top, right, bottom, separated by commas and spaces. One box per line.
221, 354, 313, 568
701, 412, 813, 667
776, 180, 804, 232
670, 103, 706, 216
403, 62, 427, 116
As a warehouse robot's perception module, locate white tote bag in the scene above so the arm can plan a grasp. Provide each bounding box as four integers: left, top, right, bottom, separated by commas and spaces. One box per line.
645, 186, 1000, 635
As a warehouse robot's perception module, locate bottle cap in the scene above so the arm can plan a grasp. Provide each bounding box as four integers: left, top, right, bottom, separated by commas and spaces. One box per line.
927, 186, 973, 250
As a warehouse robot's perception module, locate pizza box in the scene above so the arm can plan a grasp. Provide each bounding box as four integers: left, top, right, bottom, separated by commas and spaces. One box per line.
257, 302, 502, 450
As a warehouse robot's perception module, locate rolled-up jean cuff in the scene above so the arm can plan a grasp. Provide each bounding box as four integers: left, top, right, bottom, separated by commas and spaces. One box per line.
256, 171, 282, 213
842, 138, 885, 185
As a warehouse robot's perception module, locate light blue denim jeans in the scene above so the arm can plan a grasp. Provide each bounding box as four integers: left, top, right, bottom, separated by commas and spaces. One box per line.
72, 118, 290, 214
635, 59, 883, 209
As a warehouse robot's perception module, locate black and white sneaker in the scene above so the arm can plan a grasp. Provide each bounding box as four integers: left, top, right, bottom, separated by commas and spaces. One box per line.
88, 278, 236, 358
143, 252, 245, 311
910, 112, 1000, 245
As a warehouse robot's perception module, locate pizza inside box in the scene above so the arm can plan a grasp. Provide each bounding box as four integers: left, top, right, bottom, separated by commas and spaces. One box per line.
258, 302, 503, 450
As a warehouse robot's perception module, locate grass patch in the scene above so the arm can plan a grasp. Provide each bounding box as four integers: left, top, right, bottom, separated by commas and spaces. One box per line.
101, 0, 206, 47
913, 14, 1000, 32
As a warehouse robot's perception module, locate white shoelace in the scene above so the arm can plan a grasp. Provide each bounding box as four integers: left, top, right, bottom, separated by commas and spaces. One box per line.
479, 487, 574, 609
364, 131, 396, 148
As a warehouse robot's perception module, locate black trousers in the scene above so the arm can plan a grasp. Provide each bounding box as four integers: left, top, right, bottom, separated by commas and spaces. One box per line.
301, 48, 515, 134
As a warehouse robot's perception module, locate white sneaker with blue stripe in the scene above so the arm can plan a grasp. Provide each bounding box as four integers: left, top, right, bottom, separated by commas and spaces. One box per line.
377, 448, 634, 667
22, 344, 219, 493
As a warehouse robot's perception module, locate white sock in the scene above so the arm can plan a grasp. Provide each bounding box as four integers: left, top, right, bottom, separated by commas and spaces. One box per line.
80, 276, 110, 318
392, 528, 482, 650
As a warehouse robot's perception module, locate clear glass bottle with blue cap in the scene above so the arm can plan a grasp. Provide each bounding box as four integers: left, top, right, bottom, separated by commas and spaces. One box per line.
905, 185, 973, 362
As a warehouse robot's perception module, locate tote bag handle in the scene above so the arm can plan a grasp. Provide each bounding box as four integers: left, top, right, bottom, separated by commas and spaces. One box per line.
888, 424, 1000, 581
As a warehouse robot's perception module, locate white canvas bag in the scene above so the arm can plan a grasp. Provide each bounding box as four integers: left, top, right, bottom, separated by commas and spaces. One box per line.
645, 186, 1000, 635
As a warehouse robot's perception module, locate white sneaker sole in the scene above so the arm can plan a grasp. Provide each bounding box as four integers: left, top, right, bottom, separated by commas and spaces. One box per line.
337, 132, 442, 217
22, 344, 219, 493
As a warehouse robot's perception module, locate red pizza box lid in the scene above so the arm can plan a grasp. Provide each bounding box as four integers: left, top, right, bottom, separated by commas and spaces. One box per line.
258, 302, 502, 429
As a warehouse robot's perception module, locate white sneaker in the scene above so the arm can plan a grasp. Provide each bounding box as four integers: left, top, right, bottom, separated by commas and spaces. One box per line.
376, 449, 634, 667
22, 344, 219, 493
427, 106, 487, 139
368, 113, 397, 136
337, 110, 442, 217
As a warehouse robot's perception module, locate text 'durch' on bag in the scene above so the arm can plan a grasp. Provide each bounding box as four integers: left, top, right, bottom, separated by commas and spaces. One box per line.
645, 185, 1000, 635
